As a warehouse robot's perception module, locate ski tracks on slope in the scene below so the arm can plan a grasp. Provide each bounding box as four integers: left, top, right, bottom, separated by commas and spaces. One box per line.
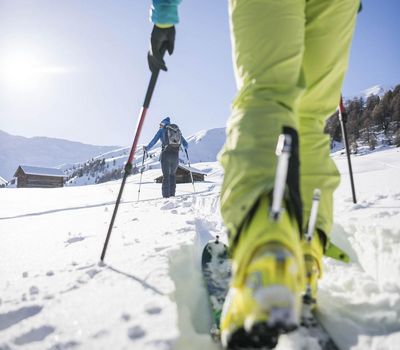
317, 190, 400, 350
168, 189, 339, 350
166, 190, 224, 350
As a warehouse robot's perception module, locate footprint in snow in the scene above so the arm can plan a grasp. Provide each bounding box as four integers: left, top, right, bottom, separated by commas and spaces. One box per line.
0, 305, 43, 331
92, 329, 109, 339
154, 246, 169, 253
48, 340, 80, 350
160, 202, 176, 210
86, 268, 100, 279
77, 268, 101, 284
65, 236, 86, 247
13, 325, 55, 345
29, 286, 39, 295
121, 313, 131, 322
145, 305, 162, 315
128, 326, 146, 340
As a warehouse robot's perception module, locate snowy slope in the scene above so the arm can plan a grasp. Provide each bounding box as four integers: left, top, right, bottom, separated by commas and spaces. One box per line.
64, 128, 226, 186
0, 130, 119, 181
1, 148, 399, 350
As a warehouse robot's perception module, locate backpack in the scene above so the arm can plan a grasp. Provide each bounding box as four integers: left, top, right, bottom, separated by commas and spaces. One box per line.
165, 124, 182, 148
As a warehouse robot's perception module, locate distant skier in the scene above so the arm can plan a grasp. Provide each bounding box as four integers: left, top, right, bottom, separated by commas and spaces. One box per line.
144, 117, 188, 198
147, 0, 359, 348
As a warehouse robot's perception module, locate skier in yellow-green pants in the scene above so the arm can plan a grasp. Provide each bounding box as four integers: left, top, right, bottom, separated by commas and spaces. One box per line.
148, 0, 359, 348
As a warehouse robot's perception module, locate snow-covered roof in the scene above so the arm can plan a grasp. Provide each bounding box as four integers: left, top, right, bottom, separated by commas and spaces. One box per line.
178, 163, 208, 175
0, 176, 8, 184
16, 165, 65, 177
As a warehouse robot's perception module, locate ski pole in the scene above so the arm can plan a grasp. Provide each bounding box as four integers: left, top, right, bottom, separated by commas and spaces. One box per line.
338, 96, 357, 204
100, 49, 166, 262
137, 147, 147, 202
184, 148, 196, 193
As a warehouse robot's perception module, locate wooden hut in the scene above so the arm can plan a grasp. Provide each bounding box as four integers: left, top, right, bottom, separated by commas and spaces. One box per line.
155, 164, 207, 184
14, 165, 65, 188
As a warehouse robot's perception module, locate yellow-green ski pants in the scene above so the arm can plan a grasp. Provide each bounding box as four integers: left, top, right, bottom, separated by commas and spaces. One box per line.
219, 0, 359, 244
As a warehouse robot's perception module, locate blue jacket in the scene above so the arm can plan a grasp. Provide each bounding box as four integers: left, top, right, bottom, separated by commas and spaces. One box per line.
151, 0, 182, 25
146, 117, 188, 151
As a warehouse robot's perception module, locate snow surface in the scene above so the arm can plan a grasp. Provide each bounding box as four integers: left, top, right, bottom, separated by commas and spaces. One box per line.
1, 147, 400, 350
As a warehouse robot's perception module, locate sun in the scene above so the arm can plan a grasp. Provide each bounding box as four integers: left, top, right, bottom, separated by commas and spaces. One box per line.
0, 49, 43, 89
0, 48, 71, 91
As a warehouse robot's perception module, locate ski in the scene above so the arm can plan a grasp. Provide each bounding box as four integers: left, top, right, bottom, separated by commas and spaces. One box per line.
201, 237, 340, 350
201, 235, 231, 342
298, 303, 340, 350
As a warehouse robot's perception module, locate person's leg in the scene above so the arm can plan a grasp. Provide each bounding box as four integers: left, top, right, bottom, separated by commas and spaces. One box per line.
299, 0, 359, 302
220, 0, 306, 245
161, 155, 170, 198
300, 0, 360, 238
169, 153, 179, 196
219, 0, 307, 346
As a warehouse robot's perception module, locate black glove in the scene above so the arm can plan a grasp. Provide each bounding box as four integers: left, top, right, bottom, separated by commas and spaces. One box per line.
147, 25, 175, 73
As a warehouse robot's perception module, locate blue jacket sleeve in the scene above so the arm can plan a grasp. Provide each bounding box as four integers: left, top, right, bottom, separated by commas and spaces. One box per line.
146, 129, 163, 151
151, 0, 182, 25
182, 136, 188, 150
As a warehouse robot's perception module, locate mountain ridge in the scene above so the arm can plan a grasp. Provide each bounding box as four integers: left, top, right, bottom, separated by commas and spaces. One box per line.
0, 129, 120, 180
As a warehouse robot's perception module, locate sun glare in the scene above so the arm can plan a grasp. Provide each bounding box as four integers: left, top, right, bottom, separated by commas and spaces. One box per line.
0, 50, 42, 88
0, 49, 71, 90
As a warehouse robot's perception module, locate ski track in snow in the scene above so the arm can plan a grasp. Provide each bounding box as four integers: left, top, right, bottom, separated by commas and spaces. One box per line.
1, 150, 400, 349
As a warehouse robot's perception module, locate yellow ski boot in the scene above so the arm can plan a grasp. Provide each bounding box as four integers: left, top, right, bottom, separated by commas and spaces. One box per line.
220, 196, 305, 349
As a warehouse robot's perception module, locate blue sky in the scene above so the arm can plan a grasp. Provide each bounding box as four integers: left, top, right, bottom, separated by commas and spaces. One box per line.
0, 1, 399, 146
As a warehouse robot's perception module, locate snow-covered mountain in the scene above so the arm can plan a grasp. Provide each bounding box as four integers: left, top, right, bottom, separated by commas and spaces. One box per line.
65, 128, 226, 186
361, 85, 385, 98
343, 84, 394, 101
0, 130, 120, 180
0, 145, 399, 350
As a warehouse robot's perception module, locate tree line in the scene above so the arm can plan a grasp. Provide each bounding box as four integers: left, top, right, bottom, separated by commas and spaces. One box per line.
325, 85, 400, 152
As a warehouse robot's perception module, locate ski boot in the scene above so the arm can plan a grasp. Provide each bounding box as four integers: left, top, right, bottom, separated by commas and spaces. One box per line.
220, 195, 305, 349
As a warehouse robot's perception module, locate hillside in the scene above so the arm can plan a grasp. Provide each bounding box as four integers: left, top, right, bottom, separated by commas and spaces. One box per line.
64, 128, 226, 186
0, 130, 119, 180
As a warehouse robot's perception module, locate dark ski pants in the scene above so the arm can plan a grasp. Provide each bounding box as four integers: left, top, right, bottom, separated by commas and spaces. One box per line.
161, 150, 179, 198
